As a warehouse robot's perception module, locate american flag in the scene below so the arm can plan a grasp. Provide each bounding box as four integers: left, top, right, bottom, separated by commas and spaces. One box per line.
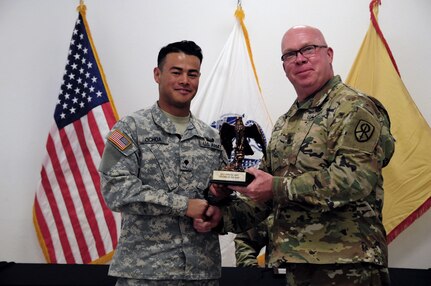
33, 5, 120, 264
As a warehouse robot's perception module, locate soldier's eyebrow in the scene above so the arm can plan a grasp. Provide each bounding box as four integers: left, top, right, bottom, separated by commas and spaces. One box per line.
169, 66, 183, 72
169, 66, 200, 75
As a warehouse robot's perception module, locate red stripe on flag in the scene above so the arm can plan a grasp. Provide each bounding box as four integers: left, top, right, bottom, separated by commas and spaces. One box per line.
72, 120, 109, 257
87, 110, 105, 157
369, 0, 400, 75
86, 110, 118, 248
59, 127, 103, 262
34, 196, 58, 263
102, 102, 118, 129
40, 163, 76, 263
387, 197, 431, 244
49, 132, 92, 263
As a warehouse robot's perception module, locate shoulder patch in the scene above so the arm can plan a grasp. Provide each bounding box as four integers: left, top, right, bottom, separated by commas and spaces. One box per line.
343, 108, 381, 153
355, 120, 375, 142
108, 129, 132, 151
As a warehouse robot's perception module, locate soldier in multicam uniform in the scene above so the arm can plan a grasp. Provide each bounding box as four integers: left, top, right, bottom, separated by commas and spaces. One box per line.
99, 41, 227, 286
195, 26, 395, 285
234, 214, 273, 267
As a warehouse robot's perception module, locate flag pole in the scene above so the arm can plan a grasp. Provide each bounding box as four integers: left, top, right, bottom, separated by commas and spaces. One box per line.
75, 0, 119, 120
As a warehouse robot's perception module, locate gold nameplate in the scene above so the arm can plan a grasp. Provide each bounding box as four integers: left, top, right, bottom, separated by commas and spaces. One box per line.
210, 170, 254, 186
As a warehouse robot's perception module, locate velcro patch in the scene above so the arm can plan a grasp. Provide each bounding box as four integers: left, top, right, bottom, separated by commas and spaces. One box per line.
108, 129, 131, 151
343, 108, 380, 153
355, 120, 374, 142
200, 139, 222, 150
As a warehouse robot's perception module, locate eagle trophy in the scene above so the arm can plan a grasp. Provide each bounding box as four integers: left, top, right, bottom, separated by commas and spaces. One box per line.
220, 116, 266, 172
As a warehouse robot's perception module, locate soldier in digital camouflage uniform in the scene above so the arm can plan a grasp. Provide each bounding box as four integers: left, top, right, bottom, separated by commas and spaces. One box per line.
99, 41, 227, 286
196, 26, 395, 285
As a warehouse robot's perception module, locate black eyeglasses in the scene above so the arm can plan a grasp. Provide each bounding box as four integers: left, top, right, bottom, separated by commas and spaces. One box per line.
281, 45, 328, 62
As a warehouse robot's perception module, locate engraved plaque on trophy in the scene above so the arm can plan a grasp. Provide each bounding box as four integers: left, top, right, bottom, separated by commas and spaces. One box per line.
211, 116, 266, 186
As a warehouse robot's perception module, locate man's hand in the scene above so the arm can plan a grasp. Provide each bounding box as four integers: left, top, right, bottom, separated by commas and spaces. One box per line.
186, 199, 209, 219
193, 205, 222, 233
209, 183, 233, 199
229, 167, 274, 203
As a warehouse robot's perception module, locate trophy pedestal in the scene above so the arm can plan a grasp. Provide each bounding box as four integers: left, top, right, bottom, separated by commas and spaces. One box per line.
210, 170, 254, 186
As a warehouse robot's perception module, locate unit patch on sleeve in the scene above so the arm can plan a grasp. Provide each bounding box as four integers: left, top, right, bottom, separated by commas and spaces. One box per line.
355, 120, 374, 142
108, 129, 132, 151
343, 107, 381, 153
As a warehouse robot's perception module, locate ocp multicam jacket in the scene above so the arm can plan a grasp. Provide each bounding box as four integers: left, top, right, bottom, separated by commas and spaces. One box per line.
222, 76, 395, 267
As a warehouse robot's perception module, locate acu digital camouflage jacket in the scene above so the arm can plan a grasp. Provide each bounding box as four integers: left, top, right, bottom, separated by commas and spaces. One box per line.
99, 103, 227, 280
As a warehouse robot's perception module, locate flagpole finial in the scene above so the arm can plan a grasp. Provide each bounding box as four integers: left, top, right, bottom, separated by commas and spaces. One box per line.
77, 0, 87, 15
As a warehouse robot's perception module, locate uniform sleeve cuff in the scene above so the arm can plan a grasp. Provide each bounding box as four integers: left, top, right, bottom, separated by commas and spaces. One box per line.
272, 176, 291, 205
170, 195, 189, 216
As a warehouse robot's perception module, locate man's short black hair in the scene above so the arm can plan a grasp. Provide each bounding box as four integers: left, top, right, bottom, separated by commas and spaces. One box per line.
157, 40, 203, 68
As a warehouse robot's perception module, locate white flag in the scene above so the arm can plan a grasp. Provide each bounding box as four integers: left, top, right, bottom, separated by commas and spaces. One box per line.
191, 6, 273, 267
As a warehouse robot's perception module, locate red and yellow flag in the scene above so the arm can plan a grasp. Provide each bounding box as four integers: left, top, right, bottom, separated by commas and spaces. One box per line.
346, 0, 431, 243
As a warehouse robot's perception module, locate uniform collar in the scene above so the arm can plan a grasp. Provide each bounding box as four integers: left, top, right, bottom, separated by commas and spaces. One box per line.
150, 103, 205, 139
295, 75, 342, 110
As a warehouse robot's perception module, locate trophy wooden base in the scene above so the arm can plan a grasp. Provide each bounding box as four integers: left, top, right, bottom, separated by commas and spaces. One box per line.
210, 170, 254, 186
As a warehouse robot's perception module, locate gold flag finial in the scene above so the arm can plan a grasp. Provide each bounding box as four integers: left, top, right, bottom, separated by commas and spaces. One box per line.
77, 0, 87, 15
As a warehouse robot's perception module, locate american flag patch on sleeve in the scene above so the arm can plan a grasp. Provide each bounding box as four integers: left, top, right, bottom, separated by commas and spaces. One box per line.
108, 129, 132, 151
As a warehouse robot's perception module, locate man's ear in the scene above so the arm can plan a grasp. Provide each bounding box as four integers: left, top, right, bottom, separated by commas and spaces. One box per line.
327, 47, 334, 63
153, 67, 161, 83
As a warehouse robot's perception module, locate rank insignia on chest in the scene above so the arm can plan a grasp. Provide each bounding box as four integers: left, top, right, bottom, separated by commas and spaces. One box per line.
108, 129, 132, 151
180, 158, 192, 172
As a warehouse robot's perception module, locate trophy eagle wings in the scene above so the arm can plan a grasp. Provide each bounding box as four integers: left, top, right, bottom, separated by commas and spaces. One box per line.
219, 116, 266, 161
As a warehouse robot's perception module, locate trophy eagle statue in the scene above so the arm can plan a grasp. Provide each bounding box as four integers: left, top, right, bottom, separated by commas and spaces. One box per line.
219, 116, 266, 171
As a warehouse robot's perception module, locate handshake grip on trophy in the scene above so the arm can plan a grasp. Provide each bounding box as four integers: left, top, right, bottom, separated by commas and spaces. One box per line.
211, 116, 266, 186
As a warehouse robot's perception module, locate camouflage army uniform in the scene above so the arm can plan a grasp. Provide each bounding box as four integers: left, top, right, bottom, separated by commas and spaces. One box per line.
221, 76, 395, 283
234, 214, 273, 267
99, 103, 227, 282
